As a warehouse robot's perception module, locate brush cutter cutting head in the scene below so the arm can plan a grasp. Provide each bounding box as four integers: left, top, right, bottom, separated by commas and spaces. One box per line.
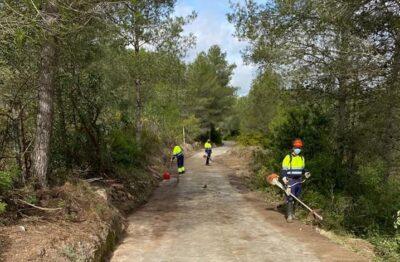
267, 173, 280, 186
266, 173, 285, 190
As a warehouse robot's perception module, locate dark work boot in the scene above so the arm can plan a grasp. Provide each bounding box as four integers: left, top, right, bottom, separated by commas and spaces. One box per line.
286, 201, 294, 223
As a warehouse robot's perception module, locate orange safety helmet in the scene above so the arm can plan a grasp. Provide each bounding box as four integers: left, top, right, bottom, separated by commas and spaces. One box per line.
293, 138, 304, 148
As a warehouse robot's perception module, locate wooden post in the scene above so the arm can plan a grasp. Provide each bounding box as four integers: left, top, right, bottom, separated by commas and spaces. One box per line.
183, 126, 186, 145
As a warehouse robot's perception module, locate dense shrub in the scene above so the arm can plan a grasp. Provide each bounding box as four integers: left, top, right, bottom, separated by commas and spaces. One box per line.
236, 132, 267, 146
0, 201, 6, 215
246, 103, 400, 247
108, 128, 142, 168
343, 161, 400, 235
197, 125, 223, 145
0, 171, 15, 193
0, 169, 17, 215
371, 235, 400, 261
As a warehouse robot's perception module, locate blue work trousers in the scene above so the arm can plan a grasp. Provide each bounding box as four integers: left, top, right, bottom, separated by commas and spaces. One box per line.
286, 177, 302, 203
205, 149, 212, 165
177, 155, 185, 173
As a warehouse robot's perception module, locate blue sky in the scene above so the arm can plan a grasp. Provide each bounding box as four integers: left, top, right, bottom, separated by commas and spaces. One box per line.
175, 0, 259, 95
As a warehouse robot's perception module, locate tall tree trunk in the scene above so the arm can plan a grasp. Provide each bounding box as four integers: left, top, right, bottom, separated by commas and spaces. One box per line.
55, 84, 72, 168
336, 77, 348, 163
135, 78, 143, 145
134, 33, 143, 146
336, 30, 351, 165
11, 103, 29, 184
32, 3, 59, 188
381, 34, 400, 179
18, 106, 30, 183
32, 38, 57, 188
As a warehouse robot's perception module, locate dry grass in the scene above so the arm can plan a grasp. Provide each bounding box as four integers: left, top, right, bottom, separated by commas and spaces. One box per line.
0, 181, 123, 261
316, 228, 376, 260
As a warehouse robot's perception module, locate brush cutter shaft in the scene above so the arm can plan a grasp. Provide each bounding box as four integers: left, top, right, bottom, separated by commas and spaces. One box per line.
288, 192, 323, 220
270, 177, 323, 221
290, 179, 307, 187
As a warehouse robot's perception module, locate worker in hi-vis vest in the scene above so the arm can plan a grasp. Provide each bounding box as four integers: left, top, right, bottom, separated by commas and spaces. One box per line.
172, 145, 185, 174
281, 139, 311, 223
204, 139, 212, 166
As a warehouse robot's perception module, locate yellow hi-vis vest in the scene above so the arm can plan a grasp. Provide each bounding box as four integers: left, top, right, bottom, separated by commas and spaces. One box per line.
204, 142, 212, 149
173, 146, 183, 157
282, 154, 305, 178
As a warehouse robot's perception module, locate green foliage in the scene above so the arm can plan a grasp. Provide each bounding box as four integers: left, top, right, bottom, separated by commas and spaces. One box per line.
267, 104, 333, 173
344, 165, 400, 235
237, 79, 400, 256
262, 104, 400, 235
395, 211, 400, 230
249, 165, 270, 190
182, 116, 202, 142
236, 132, 267, 146
244, 148, 272, 189
228, 0, 400, 258
210, 126, 223, 145
198, 125, 223, 144
186, 45, 237, 137
0, 201, 6, 215
240, 71, 282, 134
109, 128, 141, 168
371, 235, 400, 261
304, 190, 351, 231
0, 0, 199, 187
0, 171, 15, 193
24, 195, 38, 205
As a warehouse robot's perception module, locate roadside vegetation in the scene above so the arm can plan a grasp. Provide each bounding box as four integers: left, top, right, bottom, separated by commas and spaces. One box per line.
0, 1, 236, 260
228, 0, 400, 260
1, 0, 399, 260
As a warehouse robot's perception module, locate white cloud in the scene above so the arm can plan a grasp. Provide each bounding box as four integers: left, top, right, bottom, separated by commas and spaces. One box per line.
175, 0, 257, 95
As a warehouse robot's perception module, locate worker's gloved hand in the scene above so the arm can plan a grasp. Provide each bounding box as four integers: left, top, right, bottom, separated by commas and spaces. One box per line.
305, 172, 311, 179
282, 177, 289, 185
285, 186, 291, 196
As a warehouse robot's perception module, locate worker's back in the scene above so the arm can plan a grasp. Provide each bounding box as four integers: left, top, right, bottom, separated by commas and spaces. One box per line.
173, 145, 183, 156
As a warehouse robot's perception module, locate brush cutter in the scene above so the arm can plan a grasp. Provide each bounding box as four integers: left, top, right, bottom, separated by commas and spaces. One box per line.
289, 177, 309, 187
267, 173, 323, 221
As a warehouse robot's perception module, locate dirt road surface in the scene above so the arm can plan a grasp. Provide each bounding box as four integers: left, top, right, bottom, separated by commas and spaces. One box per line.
110, 145, 367, 262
